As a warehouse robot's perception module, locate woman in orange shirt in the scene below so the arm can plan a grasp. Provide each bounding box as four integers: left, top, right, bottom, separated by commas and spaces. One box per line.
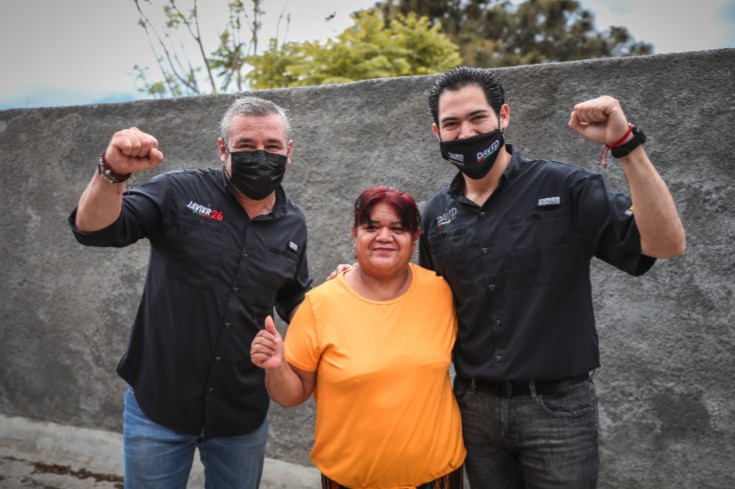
251, 186, 465, 489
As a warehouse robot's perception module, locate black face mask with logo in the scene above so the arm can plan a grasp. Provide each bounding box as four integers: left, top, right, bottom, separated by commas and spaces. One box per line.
226, 150, 287, 200
439, 129, 505, 180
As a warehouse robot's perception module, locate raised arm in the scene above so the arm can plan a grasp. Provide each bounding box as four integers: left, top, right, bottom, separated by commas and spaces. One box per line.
250, 315, 315, 408
569, 96, 686, 258
75, 127, 164, 232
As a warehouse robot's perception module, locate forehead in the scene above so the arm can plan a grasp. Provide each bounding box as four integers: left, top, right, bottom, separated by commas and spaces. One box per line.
438, 85, 492, 118
227, 113, 287, 143
368, 201, 401, 221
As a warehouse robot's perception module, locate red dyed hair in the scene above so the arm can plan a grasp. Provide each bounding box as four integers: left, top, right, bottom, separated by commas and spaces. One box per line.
353, 186, 420, 235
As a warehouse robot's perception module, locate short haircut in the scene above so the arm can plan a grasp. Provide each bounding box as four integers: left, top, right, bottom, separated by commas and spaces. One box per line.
219, 96, 291, 145
353, 186, 421, 235
428, 66, 505, 127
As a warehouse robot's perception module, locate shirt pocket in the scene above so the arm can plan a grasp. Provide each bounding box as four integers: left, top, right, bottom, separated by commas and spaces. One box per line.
428, 226, 467, 257
502, 206, 570, 249
503, 206, 581, 289
165, 212, 228, 288
247, 243, 300, 295
427, 226, 474, 294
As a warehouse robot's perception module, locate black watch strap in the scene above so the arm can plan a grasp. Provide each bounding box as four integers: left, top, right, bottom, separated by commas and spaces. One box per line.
610, 126, 646, 158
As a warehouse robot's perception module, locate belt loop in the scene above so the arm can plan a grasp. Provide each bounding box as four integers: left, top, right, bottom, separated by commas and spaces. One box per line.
469, 378, 476, 394
529, 380, 538, 398
504, 381, 513, 397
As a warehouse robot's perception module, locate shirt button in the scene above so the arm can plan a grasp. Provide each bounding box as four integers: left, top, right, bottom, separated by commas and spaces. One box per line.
488, 284, 495, 291
482, 248, 488, 254
208, 387, 214, 393
479, 211, 485, 218
495, 319, 502, 326
496, 355, 502, 362
224, 322, 231, 329
242, 251, 248, 259
215, 356, 221, 362
232, 287, 238, 294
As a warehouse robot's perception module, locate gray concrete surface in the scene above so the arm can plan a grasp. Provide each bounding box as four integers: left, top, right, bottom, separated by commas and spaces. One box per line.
1, 49, 734, 487
0, 414, 319, 488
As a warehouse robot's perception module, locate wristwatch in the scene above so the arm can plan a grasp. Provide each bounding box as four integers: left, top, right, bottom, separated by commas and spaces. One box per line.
610, 125, 646, 158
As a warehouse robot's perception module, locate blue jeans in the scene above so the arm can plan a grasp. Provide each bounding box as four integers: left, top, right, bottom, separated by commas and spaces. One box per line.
123, 385, 268, 489
454, 377, 599, 489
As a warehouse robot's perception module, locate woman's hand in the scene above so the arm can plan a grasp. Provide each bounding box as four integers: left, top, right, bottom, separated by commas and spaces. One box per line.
250, 315, 284, 370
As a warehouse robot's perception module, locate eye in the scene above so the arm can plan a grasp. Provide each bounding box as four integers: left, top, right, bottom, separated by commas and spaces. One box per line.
391, 226, 406, 234
442, 121, 458, 130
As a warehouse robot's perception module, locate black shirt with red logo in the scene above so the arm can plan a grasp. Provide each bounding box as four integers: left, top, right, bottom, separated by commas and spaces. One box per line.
419, 146, 654, 382
69, 167, 312, 438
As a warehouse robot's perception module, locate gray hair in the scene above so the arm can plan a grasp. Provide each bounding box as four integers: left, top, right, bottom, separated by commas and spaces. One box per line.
219, 96, 291, 145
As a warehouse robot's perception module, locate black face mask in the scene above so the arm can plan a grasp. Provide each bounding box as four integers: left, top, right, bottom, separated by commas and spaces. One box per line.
226, 150, 287, 200
439, 129, 505, 180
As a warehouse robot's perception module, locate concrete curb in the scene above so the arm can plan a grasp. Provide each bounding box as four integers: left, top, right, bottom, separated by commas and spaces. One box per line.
0, 414, 320, 488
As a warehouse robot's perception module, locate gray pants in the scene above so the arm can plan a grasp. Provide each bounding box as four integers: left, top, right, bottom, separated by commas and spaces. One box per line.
454, 377, 598, 489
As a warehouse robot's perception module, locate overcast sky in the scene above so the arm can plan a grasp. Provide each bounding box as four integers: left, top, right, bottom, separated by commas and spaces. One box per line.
1, 0, 733, 110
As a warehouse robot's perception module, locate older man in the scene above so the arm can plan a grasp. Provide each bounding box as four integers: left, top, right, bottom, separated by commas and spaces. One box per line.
69, 96, 312, 488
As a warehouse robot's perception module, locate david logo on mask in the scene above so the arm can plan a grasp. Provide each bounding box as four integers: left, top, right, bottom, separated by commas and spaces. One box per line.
440, 129, 506, 180
477, 140, 501, 163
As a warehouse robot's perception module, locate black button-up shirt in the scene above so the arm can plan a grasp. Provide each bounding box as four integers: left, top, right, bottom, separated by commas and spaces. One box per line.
419, 147, 654, 382
69, 167, 312, 438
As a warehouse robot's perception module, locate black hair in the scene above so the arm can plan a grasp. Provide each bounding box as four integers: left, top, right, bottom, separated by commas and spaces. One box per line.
428, 66, 505, 127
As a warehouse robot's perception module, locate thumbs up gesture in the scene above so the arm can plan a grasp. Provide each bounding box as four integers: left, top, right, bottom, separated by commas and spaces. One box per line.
250, 315, 285, 370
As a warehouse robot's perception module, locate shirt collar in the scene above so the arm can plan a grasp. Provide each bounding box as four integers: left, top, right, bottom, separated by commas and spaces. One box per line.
448, 144, 520, 199
218, 166, 287, 218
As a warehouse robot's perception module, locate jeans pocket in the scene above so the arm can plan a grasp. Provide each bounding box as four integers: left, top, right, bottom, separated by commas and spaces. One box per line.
537, 381, 596, 417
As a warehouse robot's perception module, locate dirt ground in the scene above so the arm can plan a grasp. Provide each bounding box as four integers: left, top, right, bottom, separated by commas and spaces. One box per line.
0, 456, 124, 489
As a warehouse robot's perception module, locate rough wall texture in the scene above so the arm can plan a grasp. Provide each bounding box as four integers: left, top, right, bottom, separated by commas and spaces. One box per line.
1, 49, 733, 487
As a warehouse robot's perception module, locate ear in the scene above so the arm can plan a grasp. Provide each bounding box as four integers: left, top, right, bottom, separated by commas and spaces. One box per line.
432, 123, 441, 141
218, 138, 227, 164
286, 140, 294, 166
499, 104, 510, 130
351, 226, 358, 239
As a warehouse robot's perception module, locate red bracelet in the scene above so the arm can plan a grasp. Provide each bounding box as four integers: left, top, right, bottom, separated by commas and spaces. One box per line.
607, 123, 633, 149
97, 152, 132, 184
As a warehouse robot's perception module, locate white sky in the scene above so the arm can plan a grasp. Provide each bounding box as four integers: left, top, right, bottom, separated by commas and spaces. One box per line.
1, 0, 733, 110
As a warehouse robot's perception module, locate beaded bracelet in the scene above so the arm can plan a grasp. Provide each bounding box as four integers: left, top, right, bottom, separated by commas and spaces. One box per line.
97, 152, 132, 184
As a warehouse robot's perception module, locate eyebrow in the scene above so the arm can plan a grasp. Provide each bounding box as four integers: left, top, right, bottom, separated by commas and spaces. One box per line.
232, 137, 284, 145
440, 109, 491, 125
367, 219, 403, 226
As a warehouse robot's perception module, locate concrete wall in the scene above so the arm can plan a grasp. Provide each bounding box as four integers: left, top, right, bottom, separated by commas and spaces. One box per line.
1, 49, 733, 487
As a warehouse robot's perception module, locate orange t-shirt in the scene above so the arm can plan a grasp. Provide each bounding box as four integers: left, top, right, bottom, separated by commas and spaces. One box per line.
285, 263, 465, 489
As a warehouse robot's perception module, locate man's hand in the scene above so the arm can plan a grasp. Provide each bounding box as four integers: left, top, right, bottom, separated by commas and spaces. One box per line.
326, 263, 356, 281
105, 127, 164, 175
568, 96, 632, 147
250, 316, 285, 370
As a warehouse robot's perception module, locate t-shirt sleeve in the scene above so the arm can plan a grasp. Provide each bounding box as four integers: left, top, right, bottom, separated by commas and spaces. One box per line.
284, 294, 320, 372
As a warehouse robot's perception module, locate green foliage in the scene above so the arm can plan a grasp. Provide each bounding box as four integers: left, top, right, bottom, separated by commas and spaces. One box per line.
245, 10, 462, 89
374, 0, 654, 67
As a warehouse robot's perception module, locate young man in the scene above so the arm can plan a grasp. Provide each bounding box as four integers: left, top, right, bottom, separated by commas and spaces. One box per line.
419, 67, 685, 488
69, 96, 312, 488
